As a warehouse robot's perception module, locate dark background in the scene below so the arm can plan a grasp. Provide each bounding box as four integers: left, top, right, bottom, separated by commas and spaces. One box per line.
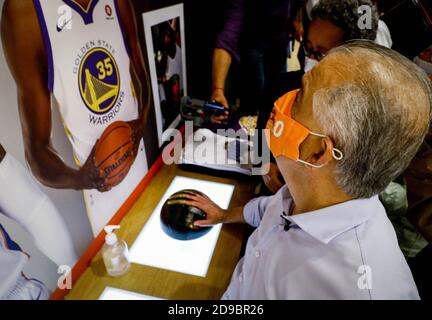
379, 0, 432, 59
131, 0, 228, 99
130, 0, 227, 166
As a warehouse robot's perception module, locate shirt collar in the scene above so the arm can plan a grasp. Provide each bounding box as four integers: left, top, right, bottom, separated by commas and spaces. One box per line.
286, 195, 381, 244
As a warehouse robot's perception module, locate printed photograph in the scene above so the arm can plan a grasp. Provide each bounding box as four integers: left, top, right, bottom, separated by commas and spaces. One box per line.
143, 4, 186, 146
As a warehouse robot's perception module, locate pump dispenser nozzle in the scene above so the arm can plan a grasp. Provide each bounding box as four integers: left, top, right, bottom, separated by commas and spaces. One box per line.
104, 225, 120, 246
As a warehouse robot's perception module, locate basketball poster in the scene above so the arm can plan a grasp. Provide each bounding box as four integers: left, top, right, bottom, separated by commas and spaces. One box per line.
0, 0, 179, 294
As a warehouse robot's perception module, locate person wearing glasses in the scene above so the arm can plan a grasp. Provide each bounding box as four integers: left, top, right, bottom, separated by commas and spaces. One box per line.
303, 0, 392, 72
280, 0, 391, 95
258, 0, 392, 195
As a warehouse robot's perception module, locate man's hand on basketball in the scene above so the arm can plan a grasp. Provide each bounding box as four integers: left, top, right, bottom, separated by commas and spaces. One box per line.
182, 193, 227, 226
78, 144, 112, 192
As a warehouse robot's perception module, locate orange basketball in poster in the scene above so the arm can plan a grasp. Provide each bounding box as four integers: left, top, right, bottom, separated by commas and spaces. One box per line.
94, 121, 135, 187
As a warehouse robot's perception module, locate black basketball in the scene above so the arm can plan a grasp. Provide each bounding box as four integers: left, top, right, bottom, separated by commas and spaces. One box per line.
160, 189, 212, 241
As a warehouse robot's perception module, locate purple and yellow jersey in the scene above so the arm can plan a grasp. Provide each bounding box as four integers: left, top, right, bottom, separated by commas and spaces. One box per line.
33, 0, 149, 235
33, 0, 140, 164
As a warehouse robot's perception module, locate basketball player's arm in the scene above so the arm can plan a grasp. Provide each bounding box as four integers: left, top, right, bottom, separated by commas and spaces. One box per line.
1, 0, 106, 191
117, 0, 151, 152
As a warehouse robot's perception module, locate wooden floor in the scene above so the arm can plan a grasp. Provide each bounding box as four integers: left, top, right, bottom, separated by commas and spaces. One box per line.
65, 164, 257, 300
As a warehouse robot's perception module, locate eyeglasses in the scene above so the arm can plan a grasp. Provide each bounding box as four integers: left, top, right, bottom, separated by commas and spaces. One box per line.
302, 42, 327, 61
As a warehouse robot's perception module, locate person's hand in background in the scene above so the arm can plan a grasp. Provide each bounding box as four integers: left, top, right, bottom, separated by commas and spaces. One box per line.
210, 88, 230, 124
262, 162, 284, 194
211, 88, 229, 107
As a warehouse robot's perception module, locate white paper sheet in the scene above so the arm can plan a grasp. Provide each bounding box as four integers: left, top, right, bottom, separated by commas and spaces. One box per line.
99, 287, 163, 300
129, 176, 235, 277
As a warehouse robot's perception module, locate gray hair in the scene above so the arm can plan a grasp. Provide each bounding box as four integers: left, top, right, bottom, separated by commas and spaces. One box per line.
313, 41, 432, 198
311, 0, 379, 41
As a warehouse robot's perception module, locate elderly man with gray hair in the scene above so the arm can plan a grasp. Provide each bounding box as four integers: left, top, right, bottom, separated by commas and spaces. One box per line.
184, 41, 432, 299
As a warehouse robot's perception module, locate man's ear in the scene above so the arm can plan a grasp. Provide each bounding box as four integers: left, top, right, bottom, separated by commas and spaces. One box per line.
309, 136, 334, 167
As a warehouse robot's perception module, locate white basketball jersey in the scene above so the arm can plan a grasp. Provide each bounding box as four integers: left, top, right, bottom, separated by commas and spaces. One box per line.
34, 0, 139, 164
34, 0, 149, 235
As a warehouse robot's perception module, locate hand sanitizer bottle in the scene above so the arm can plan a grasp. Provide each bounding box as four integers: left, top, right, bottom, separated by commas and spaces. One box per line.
102, 225, 130, 277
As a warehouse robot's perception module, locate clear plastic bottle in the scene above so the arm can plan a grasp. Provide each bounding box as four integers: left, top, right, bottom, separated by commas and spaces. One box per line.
102, 225, 130, 277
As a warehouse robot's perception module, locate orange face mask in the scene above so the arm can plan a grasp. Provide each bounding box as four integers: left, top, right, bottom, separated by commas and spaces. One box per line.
266, 89, 343, 168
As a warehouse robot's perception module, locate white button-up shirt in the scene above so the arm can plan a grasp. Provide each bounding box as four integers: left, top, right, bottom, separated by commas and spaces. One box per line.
222, 186, 419, 299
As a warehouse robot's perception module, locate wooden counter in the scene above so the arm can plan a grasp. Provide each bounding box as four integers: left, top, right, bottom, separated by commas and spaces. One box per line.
65, 164, 256, 300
